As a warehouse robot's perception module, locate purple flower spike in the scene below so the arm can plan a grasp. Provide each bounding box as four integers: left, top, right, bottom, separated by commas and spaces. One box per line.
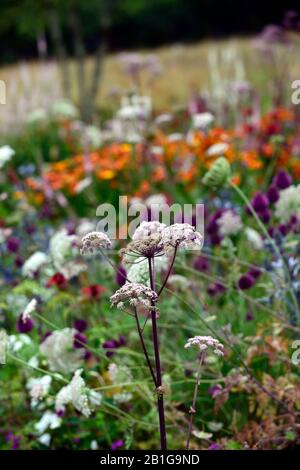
251, 193, 269, 212
238, 273, 255, 290
16, 315, 34, 333
266, 185, 279, 204
273, 170, 292, 190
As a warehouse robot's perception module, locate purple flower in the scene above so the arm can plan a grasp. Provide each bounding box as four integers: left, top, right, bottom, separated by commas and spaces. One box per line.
74, 319, 88, 332
245, 311, 254, 321
193, 256, 209, 272
238, 273, 255, 290
5, 432, 20, 450
266, 185, 279, 204
273, 170, 292, 190
248, 267, 261, 279
116, 265, 127, 286
73, 332, 87, 349
207, 282, 225, 297
16, 314, 34, 333
6, 236, 21, 253
258, 209, 271, 224
111, 439, 124, 450
209, 442, 221, 450
251, 193, 269, 212
208, 384, 222, 398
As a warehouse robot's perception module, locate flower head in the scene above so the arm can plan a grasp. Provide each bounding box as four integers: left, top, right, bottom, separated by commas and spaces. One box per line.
217, 210, 242, 237
275, 185, 300, 223
161, 223, 203, 250
110, 282, 157, 310
80, 231, 111, 255
121, 234, 164, 262
40, 328, 84, 373
184, 335, 224, 356
202, 157, 231, 188
132, 221, 166, 240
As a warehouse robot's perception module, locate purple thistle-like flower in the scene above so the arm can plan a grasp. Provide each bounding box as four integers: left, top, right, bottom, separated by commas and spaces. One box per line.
266, 185, 279, 204
16, 314, 34, 333
193, 256, 209, 272
6, 236, 21, 253
273, 170, 292, 190
238, 273, 255, 290
5, 432, 20, 450
248, 267, 261, 279
73, 332, 87, 349
207, 282, 225, 297
251, 193, 269, 212
74, 319, 88, 332
258, 209, 271, 224
209, 442, 221, 450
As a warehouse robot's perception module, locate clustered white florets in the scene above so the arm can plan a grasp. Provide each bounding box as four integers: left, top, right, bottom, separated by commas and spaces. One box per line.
132, 221, 166, 240
40, 328, 84, 373
217, 210, 243, 237
110, 282, 157, 310
161, 223, 203, 249
80, 231, 112, 255
55, 369, 100, 417
22, 298, 37, 321
184, 335, 224, 356
275, 185, 300, 223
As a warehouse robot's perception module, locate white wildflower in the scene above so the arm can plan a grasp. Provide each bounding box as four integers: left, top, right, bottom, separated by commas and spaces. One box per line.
0, 145, 15, 169
184, 335, 224, 356
192, 112, 214, 129
27, 375, 52, 401
49, 229, 85, 279
161, 223, 203, 250
110, 282, 157, 310
245, 227, 264, 250
132, 221, 167, 240
22, 251, 49, 278
217, 210, 243, 237
37, 433, 51, 446
22, 298, 37, 321
51, 100, 79, 119
55, 369, 99, 418
80, 231, 111, 255
35, 411, 62, 435
8, 334, 32, 353
275, 185, 300, 223
206, 142, 229, 157
40, 328, 83, 373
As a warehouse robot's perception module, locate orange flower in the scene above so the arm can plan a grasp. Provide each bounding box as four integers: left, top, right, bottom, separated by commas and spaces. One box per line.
242, 150, 262, 170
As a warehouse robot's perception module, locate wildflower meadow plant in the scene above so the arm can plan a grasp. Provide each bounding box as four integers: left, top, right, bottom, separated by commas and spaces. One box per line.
81, 223, 204, 449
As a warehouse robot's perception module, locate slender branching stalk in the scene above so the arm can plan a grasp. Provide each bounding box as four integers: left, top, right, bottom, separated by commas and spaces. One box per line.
186, 352, 205, 450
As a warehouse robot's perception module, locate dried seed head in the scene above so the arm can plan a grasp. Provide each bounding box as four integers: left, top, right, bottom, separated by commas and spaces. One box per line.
80, 231, 111, 255
202, 157, 231, 188
110, 282, 157, 310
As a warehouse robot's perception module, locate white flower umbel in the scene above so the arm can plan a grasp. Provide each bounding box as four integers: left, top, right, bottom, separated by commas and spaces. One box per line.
49, 229, 85, 279
55, 369, 100, 417
0, 145, 15, 169
22, 251, 49, 278
80, 231, 112, 255
132, 221, 167, 241
275, 185, 300, 223
22, 298, 37, 321
161, 223, 203, 250
40, 328, 83, 374
217, 210, 243, 237
245, 227, 264, 250
110, 282, 157, 311
27, 375, 52, 401
184, 335, 224, 356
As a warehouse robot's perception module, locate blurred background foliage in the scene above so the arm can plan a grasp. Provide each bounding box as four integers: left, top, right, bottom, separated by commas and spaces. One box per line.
0, 0, 298, 63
